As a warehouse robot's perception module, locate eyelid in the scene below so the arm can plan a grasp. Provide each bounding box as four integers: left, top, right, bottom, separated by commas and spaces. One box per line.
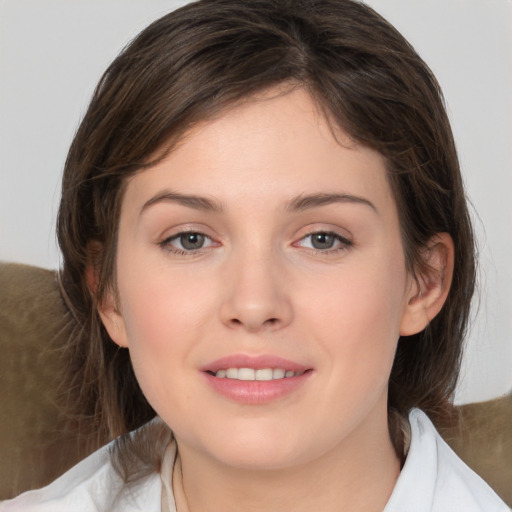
293, 228, 353, 253
157, 223, 216, 243
158, 227, 219, 255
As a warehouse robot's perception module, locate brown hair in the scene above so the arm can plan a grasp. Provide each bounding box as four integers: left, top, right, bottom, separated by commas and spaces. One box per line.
57, 0, 475, 475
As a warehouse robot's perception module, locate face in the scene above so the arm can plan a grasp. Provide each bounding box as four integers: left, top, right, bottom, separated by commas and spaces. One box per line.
101, 88, 422, 471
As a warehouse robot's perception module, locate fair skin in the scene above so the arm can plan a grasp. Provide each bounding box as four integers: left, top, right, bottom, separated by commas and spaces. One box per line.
99, 87, 453, 512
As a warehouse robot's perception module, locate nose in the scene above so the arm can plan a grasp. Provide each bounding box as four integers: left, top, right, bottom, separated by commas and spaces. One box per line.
219, 248, 293, 333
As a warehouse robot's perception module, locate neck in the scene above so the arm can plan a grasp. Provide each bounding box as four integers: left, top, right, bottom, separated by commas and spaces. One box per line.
172, 405, 401, 512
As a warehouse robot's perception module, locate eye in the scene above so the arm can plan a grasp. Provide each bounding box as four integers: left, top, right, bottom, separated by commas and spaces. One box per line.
308, 232, 337, 250
176, 232, 207, 250
296, 231, 352, 252
160, 231, 216, 253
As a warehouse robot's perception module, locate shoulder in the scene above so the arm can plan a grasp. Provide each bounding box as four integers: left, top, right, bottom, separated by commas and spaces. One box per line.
0, 440, 161, 512
384, 409, 509, 512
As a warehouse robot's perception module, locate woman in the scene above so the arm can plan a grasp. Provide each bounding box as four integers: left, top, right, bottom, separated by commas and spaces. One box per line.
1, 0, 508, 510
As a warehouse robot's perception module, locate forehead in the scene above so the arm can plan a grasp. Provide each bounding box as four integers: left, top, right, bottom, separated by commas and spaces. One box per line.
121, 87, 395, 218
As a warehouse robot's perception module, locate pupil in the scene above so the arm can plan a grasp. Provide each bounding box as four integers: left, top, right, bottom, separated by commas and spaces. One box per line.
312, 233, 334, 249
181, 233, 204, 250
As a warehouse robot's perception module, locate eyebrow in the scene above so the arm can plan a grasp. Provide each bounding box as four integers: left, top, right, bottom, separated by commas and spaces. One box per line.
286, 193, 378, 213
140, 190, 223, 215
140, 190, 377, 216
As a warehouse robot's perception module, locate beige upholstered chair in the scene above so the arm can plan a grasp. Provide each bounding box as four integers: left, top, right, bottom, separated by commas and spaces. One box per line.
1, 262, 511, 504
0, 263, 95, 498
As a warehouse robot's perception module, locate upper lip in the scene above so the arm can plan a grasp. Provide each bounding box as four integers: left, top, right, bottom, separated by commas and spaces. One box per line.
200, 354, 310, 373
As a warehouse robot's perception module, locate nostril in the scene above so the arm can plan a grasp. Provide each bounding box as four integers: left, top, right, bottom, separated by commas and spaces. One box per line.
227, 316, 279, 330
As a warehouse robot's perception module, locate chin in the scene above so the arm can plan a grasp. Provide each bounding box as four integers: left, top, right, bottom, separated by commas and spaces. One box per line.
196, 424, 316, 471
202, 427, 353, 473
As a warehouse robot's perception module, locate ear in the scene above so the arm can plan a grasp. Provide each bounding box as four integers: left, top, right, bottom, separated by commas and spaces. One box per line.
85, 244, 129, 348
96, 288, 129, 348
400, 233, 454, 336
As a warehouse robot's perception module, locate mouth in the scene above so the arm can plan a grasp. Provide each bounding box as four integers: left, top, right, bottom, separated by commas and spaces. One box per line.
201, 355, 313, 404
206, 368, 306, 380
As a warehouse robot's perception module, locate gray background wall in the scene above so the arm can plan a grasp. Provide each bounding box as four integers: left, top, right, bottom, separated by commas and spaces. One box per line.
1, 0, 511, 404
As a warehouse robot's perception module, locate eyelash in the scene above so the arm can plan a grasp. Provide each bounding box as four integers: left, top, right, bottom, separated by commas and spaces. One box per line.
158, 230, 353, 257
295, 231, 353, 254
158, 230, 215, 256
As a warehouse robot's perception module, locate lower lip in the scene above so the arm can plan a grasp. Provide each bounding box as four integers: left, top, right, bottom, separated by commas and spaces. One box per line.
203, 371, 312, 404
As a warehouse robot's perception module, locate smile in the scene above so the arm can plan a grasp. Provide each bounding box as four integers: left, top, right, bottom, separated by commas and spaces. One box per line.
211, 368, 304, 380
202, 355, 313, 404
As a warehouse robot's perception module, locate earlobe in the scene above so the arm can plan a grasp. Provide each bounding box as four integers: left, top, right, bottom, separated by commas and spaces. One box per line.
400, 233, 454, 336
97, 290, 129, 348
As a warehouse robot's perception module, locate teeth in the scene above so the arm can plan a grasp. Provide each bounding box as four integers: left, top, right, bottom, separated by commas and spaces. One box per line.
226, 368, 238, 379
238, 368, 255, 381
213, 367, 301, 380
255, 368, 273, 381
272, 368, 285, 379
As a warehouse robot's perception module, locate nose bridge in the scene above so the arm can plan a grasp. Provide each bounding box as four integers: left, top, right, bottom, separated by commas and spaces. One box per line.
220, 238, 292, 332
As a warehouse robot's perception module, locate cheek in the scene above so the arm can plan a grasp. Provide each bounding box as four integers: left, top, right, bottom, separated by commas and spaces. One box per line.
115, 266, 215, 405
306, 254, 408, 382
119, 257, 214, 340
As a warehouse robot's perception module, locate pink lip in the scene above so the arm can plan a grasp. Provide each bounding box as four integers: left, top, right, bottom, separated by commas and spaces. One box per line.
200, 354, 309, 373
200, 354, 313, 405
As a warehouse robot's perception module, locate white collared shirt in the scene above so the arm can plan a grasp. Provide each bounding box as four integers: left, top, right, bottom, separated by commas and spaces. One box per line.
1, 409, 508, 511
